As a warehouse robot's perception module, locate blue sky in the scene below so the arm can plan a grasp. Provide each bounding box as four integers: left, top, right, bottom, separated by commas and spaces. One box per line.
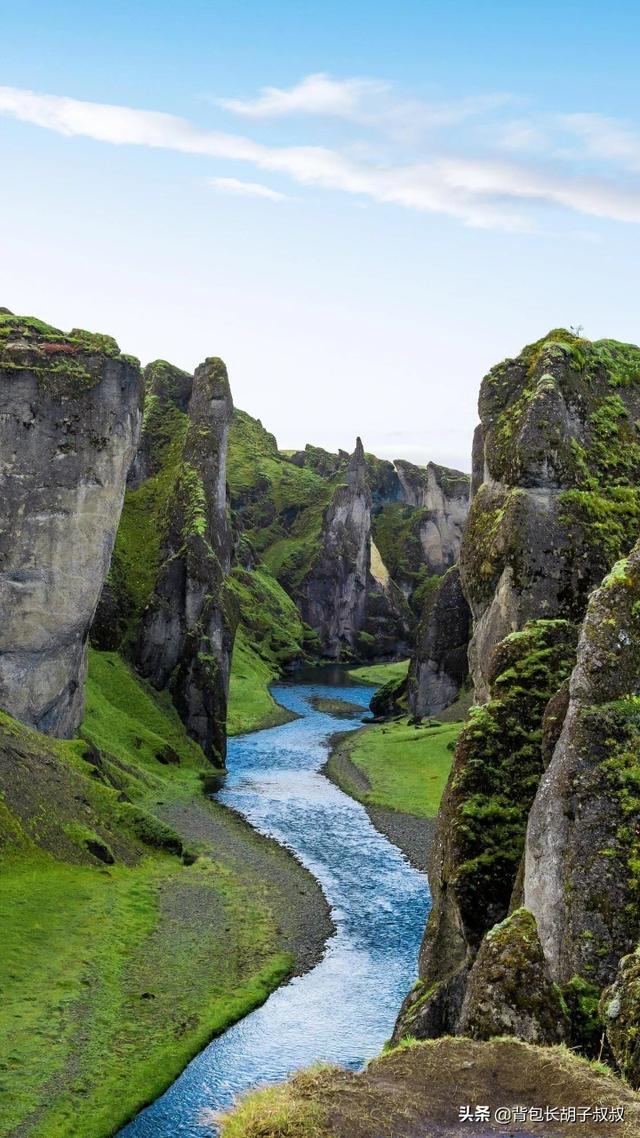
2, 1, 640, 468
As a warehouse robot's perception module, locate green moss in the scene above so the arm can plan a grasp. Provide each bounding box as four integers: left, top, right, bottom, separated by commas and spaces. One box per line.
562, 976, 603, 1057
371, 503, 440, 605
0, 312, 132, 397
449, 619, 578, 943
227, 627, 296, 736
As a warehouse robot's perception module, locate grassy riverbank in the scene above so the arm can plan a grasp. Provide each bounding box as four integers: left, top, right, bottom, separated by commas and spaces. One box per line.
0, 650, 331, 1138
324, 710, 463, 869
349, 659, 409, 686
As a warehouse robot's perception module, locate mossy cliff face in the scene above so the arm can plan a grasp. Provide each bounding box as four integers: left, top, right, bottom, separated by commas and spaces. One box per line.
407, 565, 471, 718
227, 412, 466, 661
457, 908, 568, 1044
297, 439, 373, 658
135, 358, 235, 764
461, 330, 640, 701
525, 543, 640, 994
394, 460, 469, 573
0, 312, 143, 736
395, 619, 577, 1041
601, 947, 640, 1087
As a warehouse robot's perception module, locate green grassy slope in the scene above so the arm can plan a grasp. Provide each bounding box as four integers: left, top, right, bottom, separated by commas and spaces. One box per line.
329, 718, 461, 820
0, 650, 298, 1138
349, 660, 410, 686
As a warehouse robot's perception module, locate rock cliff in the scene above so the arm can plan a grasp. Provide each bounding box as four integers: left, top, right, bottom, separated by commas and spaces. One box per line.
394, 460, 469, 574
134, 358, 235, 763
396, 329, 640, 1052
297, 438, 372, 658
460, 331, 640, 701
525, 545, 640, 990
0, 312, 143, 736
407, 565, 471, 718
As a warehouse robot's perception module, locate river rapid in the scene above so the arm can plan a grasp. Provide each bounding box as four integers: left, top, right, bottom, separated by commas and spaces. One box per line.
119, 676, 430, 1137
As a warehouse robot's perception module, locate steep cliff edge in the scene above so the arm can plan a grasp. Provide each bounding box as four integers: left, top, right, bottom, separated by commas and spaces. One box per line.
525, 544, 640, 993
137, 357, 235, 762
395, 329, 640, 1048
297, 439, 371, 657
104, 356, 236, 763
407, 565, 471, 718
461, 330, 640, 701
0, 312, 143, 736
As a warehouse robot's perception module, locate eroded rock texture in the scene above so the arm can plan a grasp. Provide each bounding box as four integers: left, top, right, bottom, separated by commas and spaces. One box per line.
394, 460, 469, 574
395, 619, 577, 1042
136, 357, 235, 763
525, 546, 640, 990
457, 909, 568, 1044
601, 948, 640, 1087
0, 313, 143, 736
407, 565, 471, 718
460, 331, 640, 701
298, 438, 372, 658
397, 330, 640, 1065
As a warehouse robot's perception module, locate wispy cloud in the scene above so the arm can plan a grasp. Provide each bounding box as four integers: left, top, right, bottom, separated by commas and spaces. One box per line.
559, 112, 640, 168
1, 82, 640, 231
217, 73, 389, 120
216, 72, 512, 143
208, 175, 286, 200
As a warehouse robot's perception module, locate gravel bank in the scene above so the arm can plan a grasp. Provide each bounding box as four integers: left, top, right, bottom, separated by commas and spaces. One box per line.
160, 793, 335, 975
322, 740, 434, 874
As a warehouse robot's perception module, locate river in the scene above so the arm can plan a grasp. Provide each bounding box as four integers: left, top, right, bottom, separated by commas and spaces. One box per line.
119, 676, 430, 1137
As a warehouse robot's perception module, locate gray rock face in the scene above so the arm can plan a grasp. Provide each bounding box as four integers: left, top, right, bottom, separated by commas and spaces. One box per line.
397, 330, 640, 1057
137, 358, 235, 762
298, 439, 372, 658
407, 565, 470, 718
459, 331, 640, 702
524, 545, 640, 989
457, 909, 568, 1045
0, 314, 143, 736
395, 460, 469, 574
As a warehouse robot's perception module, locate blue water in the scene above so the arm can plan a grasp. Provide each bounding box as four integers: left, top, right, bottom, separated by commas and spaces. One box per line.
119, 681, 430, 1137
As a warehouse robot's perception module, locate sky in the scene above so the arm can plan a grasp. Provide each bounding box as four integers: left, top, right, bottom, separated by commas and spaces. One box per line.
2, 2, 640, 470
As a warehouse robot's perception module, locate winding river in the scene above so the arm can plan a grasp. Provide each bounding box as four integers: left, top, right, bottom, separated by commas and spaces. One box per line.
119, 676, 430, 1137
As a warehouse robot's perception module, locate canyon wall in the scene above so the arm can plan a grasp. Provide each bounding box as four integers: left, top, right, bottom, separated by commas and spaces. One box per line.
0, 312, 143, 736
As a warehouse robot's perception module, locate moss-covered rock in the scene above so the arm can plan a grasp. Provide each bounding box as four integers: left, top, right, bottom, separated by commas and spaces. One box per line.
458, 909, 568, 1044
525, 538, 640, 992
395, 618, 577, 1041
601, 947, 640, 1087
461, 330, 640, 701
135, 358, 236, 764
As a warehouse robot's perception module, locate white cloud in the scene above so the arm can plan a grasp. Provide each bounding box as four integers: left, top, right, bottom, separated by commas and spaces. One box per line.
208, 175, 286, 200
2, 84, 640, 231
216, 73, 512, 145
559, 112, 640, 168
217, 72, 389, 119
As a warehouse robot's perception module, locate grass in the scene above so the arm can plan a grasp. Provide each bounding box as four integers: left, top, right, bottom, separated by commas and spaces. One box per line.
217, 1037, 640, 1138
217, 1073, 327, 1138
228, 627, 295, 736
332, 718, 461, 819
0, 649, 299, 1138
349, 660, 409, 687
0, 850, 291, 1138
